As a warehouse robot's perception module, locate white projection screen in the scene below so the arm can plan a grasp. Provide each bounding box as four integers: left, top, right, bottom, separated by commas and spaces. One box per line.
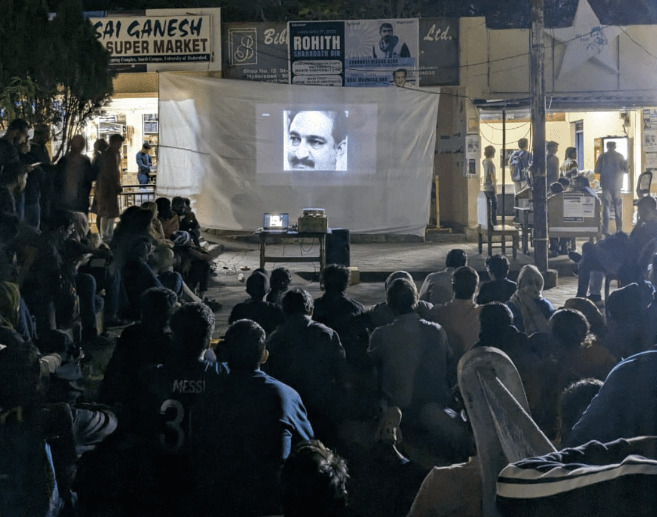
158, 72, 439, 235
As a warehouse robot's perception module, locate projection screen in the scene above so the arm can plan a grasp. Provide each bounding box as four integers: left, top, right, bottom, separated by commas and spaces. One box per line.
158, 72, 439, 235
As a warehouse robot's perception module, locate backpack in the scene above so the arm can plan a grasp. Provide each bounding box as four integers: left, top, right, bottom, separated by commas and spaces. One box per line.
510, 150, 529, 182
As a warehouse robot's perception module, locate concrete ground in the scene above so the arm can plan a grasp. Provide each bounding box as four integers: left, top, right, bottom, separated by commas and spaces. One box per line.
201, 232, 582, 338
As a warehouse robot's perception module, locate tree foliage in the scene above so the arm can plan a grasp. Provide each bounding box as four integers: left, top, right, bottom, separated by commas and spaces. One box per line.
0, 0, 114, 158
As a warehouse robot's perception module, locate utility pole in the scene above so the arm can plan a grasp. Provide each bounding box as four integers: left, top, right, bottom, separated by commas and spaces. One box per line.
531, 0, 548, 272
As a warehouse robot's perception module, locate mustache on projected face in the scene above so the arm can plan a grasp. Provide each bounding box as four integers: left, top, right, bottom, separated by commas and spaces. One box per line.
289, 156, 315, 169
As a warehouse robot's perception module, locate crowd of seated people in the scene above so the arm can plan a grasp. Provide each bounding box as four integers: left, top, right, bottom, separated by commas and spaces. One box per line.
5, 117, 657, 516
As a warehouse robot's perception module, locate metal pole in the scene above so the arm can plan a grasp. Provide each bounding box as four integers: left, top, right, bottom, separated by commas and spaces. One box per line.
502, 108, 506, 226
531, 0, 548, 272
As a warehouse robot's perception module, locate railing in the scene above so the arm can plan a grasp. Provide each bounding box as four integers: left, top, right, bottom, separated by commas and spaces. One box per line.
88, 184, 156, 226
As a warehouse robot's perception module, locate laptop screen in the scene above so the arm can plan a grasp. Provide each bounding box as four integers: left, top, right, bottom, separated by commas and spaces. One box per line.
263, 213, 289, 230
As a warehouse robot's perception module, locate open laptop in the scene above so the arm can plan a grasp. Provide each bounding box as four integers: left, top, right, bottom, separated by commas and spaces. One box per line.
263, 212, 289, 232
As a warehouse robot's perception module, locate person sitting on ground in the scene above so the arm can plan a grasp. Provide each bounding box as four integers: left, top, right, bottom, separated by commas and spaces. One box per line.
149, 243, 202, 303
100, 287, 179, 414
229, 270, 284, 335
474, 302, 545, 429
565, 347, 657, 447
266, 288, 348, 445
192, 319, 314, 517
368, 278, 466, 462
141, 201, 168, 242
605, 282, 655, 360
313, 264, 366, 363
131, 302, 225, 515
476, 254, 517, 304
266, 266, 292, 307
563, 297, 609, 348
555, 378, 603, 448
428, 266, 482, 366
155, 197, 179, 239
281, 439, 349, 517
506, 264, 555, 335
172, 196, 201, 247
419, 248, 468, 305
367, 270, 433, 329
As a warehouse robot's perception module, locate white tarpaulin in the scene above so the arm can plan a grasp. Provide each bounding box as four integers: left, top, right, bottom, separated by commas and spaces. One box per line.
158, 72, 439, 235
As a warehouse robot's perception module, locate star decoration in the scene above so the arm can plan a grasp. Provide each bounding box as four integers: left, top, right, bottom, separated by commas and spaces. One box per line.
547, 0, 622, 79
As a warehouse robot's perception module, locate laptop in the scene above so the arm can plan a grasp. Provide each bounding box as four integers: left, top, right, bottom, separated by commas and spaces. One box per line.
263, 213, 289, 232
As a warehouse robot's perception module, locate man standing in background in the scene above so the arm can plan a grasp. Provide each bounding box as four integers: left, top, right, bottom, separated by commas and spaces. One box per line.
136, 142, 152, 186
596, 141, 627, 235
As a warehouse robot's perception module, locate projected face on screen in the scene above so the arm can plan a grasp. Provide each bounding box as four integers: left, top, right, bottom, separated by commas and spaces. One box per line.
285, 110, 348, 171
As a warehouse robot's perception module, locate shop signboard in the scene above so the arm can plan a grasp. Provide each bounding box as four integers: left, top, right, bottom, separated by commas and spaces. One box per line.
419, 18, 459, 86
344, 19, 419, 87
91, 11, 216, 72
222, 22, 288, 83
288, 21, 345, 87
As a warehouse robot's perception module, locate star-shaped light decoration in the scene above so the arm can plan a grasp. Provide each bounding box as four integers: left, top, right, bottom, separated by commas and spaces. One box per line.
547, 0, 622, 79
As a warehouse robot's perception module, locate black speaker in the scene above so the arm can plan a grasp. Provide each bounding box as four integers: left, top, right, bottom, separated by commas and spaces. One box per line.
326, 229, 350, 266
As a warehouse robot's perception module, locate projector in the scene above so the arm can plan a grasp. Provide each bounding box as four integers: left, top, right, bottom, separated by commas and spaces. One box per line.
298, 208, 328, 233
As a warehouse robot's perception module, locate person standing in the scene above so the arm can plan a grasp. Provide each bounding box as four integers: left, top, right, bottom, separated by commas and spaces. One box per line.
509, 138, 532, 193
25, 124, 51, 229
546, 141, 560, 186
482, 145, 497, 226
596, 141, 628, 235
94, 133, 124, 241
136, 142, 152, 186
55, 135, 95, 215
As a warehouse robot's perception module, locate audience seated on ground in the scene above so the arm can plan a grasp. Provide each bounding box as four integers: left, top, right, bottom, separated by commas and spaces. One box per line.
229, 270, 284, 335
429, 266, 482, 365
266, 288, 348, 445
605, 282, 655, 360
476, 254, 516, 304
555, 378, 603, 448
367, 270, 433, 329
192, 319, 314, 517
280, 439, 349, 517
506, 264, 555, 335
419, 248, 467, 305
266, 266, 292, 307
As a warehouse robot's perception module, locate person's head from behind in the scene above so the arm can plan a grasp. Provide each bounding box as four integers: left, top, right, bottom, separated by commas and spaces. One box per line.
565, 146, 576, 160
281, 439, 349, 517
518, 138, 528, 150
384, 270, 413, 292
6, 118, 29, 145
550, 182, 565, 195
321, 264, 350, 294
140, 286, 179, 330
607, 282, 645, 322
445, 248, 467, 269
452, 266, 479, 301
386, 278, 417, 316
94, 138, 108, 154
549, 309, 590, 350
479, 302, 514, 338
606, 141, 616, 150
393, 68, 407, 87
486, 254, 510, 280
109, 133, 124, 152
170, 302, 215, 362
558, 177, 570, 189
32, 124, 50, 145
557, 378, 602, 446
563, 297, 606, 338
636, 195, 657, 222
287, 110, 347, 170
547, 141, 558, 154
171, 196, 186, 216
155, 197, 174, 219
224, 319, 267, 371
517, 264, 544, 298
246, 270, 270, 300
282, 288, 314, 317
70, 134, 85, 153
484, 145, 495, 158
573, 174, 591, 190
270, 267, 292, 292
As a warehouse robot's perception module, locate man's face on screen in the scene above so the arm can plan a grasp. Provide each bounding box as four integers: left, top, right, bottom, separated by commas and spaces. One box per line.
287, 111, 342, 170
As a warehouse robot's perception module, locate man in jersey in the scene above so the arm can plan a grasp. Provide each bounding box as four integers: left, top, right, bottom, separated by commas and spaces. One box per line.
192, 319, 314, 517
136, 302, 224, 515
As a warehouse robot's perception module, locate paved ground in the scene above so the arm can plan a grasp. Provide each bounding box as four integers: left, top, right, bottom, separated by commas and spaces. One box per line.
201, 232, 582, 338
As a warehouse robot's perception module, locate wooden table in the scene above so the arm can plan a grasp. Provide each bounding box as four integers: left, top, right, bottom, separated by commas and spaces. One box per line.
257, 230, 328, 272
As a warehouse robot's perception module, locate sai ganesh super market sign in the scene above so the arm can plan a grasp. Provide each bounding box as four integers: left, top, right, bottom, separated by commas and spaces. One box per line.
91, 15, 212, 64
